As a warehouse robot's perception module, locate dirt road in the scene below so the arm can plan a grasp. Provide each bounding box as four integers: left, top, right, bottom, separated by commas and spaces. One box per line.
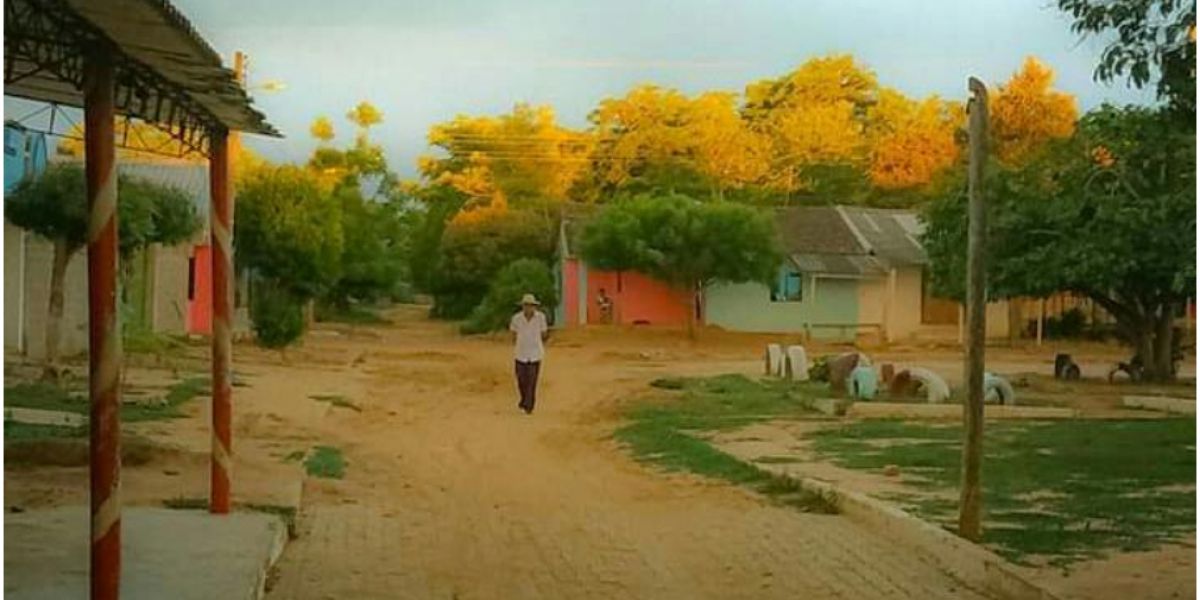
265, 306, 987, 599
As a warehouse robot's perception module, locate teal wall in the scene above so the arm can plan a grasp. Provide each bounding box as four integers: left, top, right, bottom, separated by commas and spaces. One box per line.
704, 277, 860, 339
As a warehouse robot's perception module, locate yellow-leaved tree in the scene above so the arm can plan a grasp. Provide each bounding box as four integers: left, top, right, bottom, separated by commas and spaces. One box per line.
991, 56, 1078, 165
588, 86, 770, 197
743, 55, 878, 192
866, 89, 964, 189
310, 116, 335, 144
419, 103, 592, 211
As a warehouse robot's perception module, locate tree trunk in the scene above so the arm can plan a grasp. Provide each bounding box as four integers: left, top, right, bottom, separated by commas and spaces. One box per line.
1150, 302, 1176, 382
43, 240, 74, 379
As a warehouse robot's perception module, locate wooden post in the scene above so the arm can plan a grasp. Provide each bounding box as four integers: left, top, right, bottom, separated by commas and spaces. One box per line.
209, 128, 234, 514
1036, 298, 1046, 347
959, 77, 989, 542
84, 50, 122, 600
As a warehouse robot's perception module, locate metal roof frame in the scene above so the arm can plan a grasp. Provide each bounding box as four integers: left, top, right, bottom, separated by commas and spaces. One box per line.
4, 0, 280, 158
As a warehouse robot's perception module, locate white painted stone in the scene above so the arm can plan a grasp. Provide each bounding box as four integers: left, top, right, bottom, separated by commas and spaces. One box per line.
786, 345, 809, 381
765, 344, 785, 377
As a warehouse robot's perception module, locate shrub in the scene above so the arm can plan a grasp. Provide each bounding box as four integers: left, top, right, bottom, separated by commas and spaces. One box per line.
461, 259, 558, 334
250, 280, 306, 349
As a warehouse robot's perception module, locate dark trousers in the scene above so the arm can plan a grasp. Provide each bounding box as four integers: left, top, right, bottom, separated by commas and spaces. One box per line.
515, 360, 541, 412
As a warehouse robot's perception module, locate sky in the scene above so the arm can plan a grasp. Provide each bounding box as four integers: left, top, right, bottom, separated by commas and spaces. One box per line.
12, 0, 1160, 177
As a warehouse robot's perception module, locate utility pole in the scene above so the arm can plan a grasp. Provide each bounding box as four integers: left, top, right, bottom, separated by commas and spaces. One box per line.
959, 76, 988, 542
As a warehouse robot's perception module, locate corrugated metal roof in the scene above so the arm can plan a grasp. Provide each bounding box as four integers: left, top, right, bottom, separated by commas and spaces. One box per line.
789, 252, 887, 276
775, 206, 863, 255
838, 206, 928, 267
5, 0, 278, 138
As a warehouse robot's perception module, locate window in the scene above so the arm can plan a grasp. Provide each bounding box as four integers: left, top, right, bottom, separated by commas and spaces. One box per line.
772, 270, 803, 302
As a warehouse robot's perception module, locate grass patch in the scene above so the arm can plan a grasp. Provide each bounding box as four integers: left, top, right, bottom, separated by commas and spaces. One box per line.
4, 421, 86, 441
806, 418, 1196, 564
309, 394, 361, 412
617, 374, 835, 514
163, 497, 299, 539
5, 377, 209, 423
123, 328, 198, 358
304, 445, 346, 479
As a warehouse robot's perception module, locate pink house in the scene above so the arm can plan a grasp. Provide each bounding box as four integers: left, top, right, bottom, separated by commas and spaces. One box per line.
558, 219, 696, 328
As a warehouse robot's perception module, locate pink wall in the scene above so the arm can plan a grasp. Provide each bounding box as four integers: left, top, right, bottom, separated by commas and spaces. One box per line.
563, 258, 580, 325
585, 269, 692, 327
188, 244, 212, 334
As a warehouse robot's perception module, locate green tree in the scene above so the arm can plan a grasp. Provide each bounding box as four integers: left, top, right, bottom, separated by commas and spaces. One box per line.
432, 208, 555, 318
1058, 0, 1196, 120
407, 184, 467, 294
462, 258, 558, 334
6, 163, 200, 374
235, 164, 344, 303
923, 105, 1194, 381
580, 194, 781, 337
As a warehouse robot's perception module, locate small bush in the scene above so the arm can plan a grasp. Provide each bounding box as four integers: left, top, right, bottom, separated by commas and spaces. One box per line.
250, 281, 306, 349
1045, 308, 1087, 339
461, 259, 558, 334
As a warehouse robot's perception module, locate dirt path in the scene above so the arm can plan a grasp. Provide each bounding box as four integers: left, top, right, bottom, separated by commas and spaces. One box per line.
265, 307, 988, 599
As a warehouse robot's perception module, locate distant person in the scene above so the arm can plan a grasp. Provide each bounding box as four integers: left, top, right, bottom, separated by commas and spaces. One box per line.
597, 288, 613, 324
510, 293, 549, 414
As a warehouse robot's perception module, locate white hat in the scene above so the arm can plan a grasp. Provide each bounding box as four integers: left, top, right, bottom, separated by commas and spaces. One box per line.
520, 293, 540, 306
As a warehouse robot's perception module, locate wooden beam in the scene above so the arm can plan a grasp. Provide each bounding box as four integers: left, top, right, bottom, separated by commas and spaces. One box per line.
959, 76, 989, 542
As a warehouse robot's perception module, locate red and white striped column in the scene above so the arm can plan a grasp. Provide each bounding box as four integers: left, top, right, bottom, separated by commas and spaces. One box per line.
84, 51, 122, 600
209, 128, 234, 513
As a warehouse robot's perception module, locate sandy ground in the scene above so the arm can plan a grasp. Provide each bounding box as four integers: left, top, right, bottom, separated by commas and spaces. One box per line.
6, 306, 1194, 599
258, 308, 994, 599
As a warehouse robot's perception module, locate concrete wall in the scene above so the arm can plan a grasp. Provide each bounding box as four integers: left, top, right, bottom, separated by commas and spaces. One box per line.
892, 267, 925, 339
21, 235, 89, 360
151, 243, 190, 333
4, 223, 26, 352
587, 269, 691, 327
9, 233, 194, 359
704, 275, 861, 340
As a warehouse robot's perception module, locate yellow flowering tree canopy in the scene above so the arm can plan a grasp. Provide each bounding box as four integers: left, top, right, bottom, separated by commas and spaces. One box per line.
991, 57, 1078, 165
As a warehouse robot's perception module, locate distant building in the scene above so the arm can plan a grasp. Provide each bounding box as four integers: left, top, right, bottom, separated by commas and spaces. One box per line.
557, 203, 1012, 341
4, 149, 247, 359
4, 123, 50, 352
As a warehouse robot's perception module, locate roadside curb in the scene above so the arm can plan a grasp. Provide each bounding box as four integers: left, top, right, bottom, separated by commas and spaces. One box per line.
794, 476, 1062, 600
1122, 395, 1196, 415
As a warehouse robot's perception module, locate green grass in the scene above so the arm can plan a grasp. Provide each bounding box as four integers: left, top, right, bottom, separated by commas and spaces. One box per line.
4, 421, 86, 441
123, 328, 198, 358
304, 445, 347, 479
309, 394, 362, 412
806, 418, 1197, 565
5, 377, 209, 423
617, 374, 836, 514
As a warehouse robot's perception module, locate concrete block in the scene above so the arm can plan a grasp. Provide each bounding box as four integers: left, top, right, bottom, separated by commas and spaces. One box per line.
785, 345, 809, 381
1122, 395, 1197, 415
5, 506, 287, 600
846, 402, 1079, 420
4, 407, 86, 427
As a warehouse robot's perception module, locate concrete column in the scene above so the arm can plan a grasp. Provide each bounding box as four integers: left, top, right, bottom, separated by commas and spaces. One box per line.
209, 128, 234, 514
84, 50, 122, 600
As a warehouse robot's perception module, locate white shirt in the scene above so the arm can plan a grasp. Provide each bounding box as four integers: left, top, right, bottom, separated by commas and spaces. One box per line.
510, 310, 548, 362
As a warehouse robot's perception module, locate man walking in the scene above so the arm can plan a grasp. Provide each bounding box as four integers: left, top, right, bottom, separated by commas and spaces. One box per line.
510, 293, 548, 414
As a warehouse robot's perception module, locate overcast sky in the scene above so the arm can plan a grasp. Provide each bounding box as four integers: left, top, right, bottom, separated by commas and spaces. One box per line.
11, 1, 1159, 177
